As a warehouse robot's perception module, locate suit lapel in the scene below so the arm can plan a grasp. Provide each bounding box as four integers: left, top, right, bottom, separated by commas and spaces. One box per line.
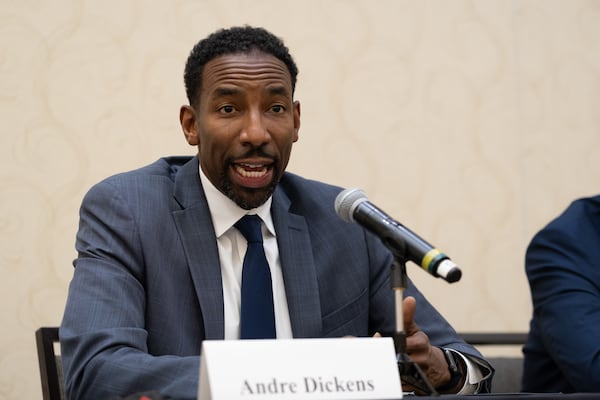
272, 189, 322, 338
170, 159, 322, 340
171, 157, 224, 340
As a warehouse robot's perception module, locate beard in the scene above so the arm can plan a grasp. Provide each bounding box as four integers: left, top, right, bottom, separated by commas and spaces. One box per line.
219, 160, 281, 210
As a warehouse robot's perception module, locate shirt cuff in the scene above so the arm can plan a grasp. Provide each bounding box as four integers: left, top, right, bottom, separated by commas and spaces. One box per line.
444, 348, 489, 394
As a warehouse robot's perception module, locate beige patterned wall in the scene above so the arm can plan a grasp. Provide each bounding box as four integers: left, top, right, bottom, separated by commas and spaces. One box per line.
2, 0, 600, 398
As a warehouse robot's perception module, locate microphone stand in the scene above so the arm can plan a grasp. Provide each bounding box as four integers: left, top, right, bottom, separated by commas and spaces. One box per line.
391, 255, 438, 396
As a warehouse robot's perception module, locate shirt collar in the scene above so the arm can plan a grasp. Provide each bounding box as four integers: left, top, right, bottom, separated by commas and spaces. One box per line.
198, 165, 275, 238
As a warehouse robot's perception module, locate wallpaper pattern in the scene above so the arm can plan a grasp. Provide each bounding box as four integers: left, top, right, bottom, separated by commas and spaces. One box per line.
2, 0, 600, 398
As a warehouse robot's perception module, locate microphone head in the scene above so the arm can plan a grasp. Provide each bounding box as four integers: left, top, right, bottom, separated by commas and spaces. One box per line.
334, 188, 368, 222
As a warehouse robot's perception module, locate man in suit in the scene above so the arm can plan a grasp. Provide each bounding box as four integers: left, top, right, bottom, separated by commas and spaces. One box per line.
522, 195, 600, 392
60, 26, 492, 399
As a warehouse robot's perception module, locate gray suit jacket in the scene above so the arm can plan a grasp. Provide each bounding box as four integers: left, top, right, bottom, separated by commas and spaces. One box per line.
61, 156, 489, 399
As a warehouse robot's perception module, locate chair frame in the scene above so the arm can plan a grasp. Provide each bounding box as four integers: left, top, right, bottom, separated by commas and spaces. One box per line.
35, 327, 63, 400
459, 332, 528, 346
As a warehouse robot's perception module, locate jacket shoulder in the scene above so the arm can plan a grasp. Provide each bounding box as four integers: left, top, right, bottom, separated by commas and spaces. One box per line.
278, 172, 345, 211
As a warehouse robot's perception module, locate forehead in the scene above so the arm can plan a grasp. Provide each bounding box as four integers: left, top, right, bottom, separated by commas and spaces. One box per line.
201, 51, 293, 96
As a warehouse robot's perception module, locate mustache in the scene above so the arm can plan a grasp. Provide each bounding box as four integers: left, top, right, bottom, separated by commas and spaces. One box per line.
231, 146, 277, 162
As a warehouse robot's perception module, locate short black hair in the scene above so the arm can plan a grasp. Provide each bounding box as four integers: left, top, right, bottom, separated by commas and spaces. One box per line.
183, 26, 299, 107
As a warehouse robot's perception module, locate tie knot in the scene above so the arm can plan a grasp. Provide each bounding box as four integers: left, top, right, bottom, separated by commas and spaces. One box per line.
235, 215, 263, 243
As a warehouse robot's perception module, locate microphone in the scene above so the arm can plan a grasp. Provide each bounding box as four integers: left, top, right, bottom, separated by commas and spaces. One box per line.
334, 188, 462, 283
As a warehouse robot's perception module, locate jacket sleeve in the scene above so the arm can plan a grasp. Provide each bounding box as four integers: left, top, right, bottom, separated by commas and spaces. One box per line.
525, 213, 600, 391
60, 179, 201, 400
364, 229, 493, 393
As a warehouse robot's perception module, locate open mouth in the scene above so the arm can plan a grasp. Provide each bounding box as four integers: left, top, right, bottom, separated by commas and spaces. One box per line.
234, 163, 269, 178
231, 161, 274, 189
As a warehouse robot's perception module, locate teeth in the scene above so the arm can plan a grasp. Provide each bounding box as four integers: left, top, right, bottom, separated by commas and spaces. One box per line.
235, 164, 267, 178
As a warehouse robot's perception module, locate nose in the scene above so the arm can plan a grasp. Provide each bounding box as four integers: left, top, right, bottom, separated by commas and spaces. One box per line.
240, 110, 270, 146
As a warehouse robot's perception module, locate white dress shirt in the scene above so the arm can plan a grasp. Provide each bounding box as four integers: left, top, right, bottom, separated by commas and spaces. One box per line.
198, 167, 293, 340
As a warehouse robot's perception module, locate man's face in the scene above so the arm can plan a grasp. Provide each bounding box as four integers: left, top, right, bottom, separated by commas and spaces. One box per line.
181, 51, 300, 209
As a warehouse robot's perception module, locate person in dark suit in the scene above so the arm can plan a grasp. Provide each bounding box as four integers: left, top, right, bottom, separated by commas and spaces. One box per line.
522, 195, 600, 393
60, 26, 492, 399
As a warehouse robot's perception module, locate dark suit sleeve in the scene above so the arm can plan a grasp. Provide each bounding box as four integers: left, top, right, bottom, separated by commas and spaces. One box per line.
363, 228, 493, 392
60, 180, 200, 400
525, 209, 600, 391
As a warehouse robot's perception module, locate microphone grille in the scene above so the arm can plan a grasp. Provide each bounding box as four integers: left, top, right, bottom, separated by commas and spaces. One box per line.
334, 188, 368, 222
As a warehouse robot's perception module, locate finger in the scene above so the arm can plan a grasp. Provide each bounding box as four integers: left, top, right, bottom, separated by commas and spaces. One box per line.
402, 296, 419, 335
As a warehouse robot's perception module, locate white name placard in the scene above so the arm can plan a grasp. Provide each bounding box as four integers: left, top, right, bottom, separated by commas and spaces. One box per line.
198, 337, 402, 400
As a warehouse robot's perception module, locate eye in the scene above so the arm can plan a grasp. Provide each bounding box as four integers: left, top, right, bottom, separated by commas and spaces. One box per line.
219, 105, 236, 114
270, 104, 285, 113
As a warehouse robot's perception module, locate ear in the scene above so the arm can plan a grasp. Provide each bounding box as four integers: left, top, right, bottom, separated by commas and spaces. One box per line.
180, 105, 199, 146
292, 100, 301, 142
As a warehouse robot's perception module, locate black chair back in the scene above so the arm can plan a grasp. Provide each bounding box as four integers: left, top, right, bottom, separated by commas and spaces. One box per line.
35, 327, 65, 400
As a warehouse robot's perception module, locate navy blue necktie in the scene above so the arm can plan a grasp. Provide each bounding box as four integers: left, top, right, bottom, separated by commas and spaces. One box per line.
235, 215, 276, 339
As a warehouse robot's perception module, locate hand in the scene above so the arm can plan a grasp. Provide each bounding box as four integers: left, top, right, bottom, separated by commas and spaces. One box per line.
401, 296, 459, 392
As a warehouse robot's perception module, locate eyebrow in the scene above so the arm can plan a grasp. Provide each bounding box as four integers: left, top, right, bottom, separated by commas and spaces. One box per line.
266, 85, 289, 96
212, 84, 290, 99
214, 87, 240, 97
